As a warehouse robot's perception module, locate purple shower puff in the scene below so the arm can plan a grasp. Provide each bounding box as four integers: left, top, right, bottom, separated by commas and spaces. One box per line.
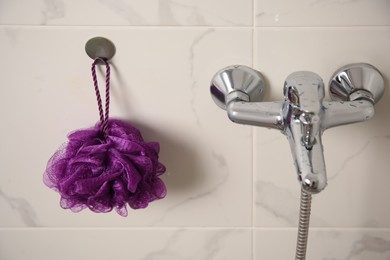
43, 119, 167, 217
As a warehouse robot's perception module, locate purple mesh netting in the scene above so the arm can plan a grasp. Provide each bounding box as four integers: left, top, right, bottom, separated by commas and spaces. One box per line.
43, 58, 166, 216
43, 119, 167, 217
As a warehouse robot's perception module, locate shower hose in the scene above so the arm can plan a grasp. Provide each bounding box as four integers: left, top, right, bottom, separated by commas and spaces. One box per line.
295, 188, 312, 260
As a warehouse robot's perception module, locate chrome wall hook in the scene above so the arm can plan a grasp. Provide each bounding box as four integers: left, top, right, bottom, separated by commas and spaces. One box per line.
85, 36, 116, 61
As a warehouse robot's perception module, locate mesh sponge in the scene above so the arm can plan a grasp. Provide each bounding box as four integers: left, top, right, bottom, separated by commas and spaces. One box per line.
44, 119, 166, 217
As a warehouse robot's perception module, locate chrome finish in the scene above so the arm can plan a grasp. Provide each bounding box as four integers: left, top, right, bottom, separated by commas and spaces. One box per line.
210, 63, 384, 194
210, 65, 265, 110
85, 37, 116, 61
322, 100, 374, 130
283, 72, 327, 193
330, 63, 384, 103
211, 65, 282, 129
295, 189, 312, 260
227, 101, 284, 130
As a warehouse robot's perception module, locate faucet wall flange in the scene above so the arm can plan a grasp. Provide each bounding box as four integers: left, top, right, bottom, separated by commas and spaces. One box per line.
210, 63, 385, 194
210, 65, 265, 110
329, 63, 384, 103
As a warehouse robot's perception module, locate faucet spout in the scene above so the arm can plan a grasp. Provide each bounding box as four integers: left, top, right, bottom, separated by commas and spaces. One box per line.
210, 64, 384, 194
287, 129, 327, 193
283, 72, 327, 193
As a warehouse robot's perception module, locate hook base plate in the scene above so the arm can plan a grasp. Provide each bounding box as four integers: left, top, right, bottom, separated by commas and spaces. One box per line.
85, 37, 116, 61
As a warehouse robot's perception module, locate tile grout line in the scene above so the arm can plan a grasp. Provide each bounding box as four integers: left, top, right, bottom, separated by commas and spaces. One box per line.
1, 227, 390, 231
1, 25, 390, 29
251, 1, 256, 259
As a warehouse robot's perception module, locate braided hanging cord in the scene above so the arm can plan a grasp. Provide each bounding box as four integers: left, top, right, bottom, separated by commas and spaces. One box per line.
43, 57, 167, 217
91, 57, 111, 136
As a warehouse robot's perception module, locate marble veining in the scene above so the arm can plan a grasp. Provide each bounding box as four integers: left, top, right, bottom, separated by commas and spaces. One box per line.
189, 29, 215, 125
255, 181, 328, 226
140, 229, 237, 260
158, 0, 179, 25
211, 151, 228, 168
41, 0, 65, 25
0, 188, 40, 227
255, 11, 288, 23
327, 140, 370, 181
1, 0, 390, 259
168, 0, 207, 25
99, 0, 147, 24
321, 234, 390, 260
0, 0, 253, 26
152, 150, 229, 225
139, 229, 186, 260
255, 0, 390, 26
255, 180, 300, 226
3, 28, 20, 46
345, 234, 390, 260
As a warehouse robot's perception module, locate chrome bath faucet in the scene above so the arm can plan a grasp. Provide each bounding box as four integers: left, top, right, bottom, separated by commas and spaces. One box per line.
210, 63, 384, 194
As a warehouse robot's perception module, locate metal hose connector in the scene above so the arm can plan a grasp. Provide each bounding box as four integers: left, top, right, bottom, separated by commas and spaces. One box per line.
295, 188, 312, 260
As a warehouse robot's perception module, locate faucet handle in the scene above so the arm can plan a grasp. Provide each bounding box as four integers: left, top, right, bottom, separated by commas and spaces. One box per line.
329, 63, 384, 104
210, 65, 265, 110
323, 63, 384, 130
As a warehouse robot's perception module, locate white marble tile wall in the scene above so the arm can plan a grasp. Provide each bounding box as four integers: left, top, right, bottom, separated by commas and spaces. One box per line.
0, 1, 389, 259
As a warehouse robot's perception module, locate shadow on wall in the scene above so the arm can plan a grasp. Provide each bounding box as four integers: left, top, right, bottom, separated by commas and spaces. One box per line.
373, 71, 389, 123
128, 120, 205, 194
106, 63, 207, 195
260, 72, 279, 101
